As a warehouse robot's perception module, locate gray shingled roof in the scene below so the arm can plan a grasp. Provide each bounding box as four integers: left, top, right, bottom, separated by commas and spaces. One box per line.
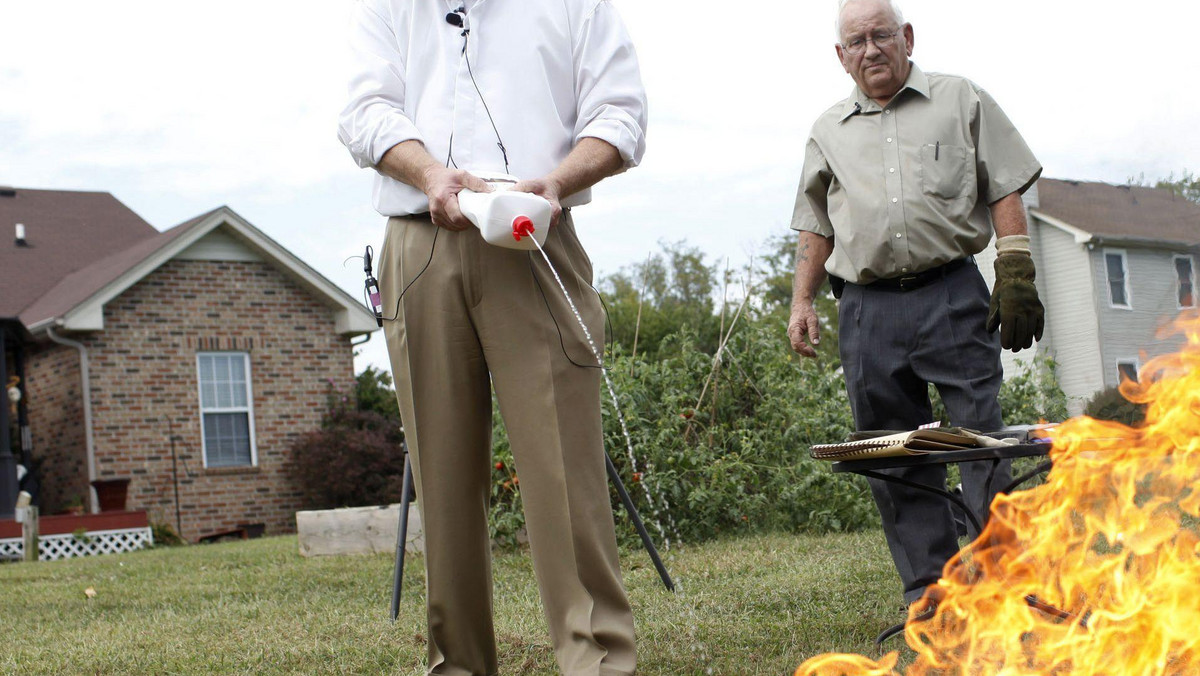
1037, 178, 1200, 247
2, 188, 377, 337
0, 188, 159, 319
17, 209, 220, 329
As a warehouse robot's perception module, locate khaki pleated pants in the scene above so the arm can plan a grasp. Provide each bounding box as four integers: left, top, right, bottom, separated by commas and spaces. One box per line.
378, 212, 636, 676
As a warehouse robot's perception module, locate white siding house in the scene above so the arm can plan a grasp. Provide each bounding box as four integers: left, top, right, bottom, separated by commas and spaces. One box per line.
978, 179, 1200, 415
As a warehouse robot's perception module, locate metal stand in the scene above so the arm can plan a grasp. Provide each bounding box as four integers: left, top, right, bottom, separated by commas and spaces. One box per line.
831, 443, 1058, 647
605, 453, 675, 592
389, 443, 415, 621
390, 445, 674, 620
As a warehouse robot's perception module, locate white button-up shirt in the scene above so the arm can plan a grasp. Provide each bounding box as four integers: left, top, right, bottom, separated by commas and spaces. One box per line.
338, 0, 648, 216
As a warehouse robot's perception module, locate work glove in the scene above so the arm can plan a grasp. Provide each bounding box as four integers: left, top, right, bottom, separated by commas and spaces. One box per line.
986, 236, 1044, 352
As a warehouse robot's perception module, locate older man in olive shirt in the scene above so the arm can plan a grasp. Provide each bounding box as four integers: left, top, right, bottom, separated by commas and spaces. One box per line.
788, 0, 1045, 608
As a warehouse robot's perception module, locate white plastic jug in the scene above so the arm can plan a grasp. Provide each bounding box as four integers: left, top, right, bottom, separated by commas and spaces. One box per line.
457, 172, 552, 251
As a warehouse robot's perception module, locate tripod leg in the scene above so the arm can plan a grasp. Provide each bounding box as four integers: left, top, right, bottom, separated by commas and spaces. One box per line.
605, 453, 675, 592
390, 450, 414, 621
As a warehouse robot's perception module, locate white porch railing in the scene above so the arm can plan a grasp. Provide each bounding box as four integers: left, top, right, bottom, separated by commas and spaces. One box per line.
0, 527, 154, 562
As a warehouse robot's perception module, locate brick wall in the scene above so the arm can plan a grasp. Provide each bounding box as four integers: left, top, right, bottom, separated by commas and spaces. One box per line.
33, 258, 356, 540
25, 342, 89, 512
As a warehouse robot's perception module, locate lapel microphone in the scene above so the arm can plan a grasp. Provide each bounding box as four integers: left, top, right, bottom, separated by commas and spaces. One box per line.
445, 6, 468, 35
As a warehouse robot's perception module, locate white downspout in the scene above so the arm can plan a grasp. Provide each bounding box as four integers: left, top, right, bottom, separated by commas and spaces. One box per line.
46, 326, 98, 514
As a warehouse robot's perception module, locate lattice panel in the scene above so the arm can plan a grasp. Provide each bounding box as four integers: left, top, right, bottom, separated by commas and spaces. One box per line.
0, 528, 154, 562
0, 538, 21, 560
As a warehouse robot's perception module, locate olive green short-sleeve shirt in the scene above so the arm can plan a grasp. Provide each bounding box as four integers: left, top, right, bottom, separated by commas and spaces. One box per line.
791, 63, 1042, 285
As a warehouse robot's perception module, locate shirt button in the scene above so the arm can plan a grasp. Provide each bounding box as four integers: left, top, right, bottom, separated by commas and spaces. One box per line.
890, 168, 896, 173
892, 197, 899, 203
885, 110, 892, 115
895, 233, 903, 238
887, 137, 893, 143
902, 267, 909, 272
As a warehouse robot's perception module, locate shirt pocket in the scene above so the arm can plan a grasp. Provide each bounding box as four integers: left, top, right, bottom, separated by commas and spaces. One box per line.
920, 144, 969, 200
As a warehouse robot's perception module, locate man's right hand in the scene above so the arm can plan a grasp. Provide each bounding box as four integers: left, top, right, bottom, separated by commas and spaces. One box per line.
787, 301, 821, 358
421, 166, 492, 231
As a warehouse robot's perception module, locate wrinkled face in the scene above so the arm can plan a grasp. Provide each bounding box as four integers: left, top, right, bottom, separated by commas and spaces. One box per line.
836, 0, 914, 101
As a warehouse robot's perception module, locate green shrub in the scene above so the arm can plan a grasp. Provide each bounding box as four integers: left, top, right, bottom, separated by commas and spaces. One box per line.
998, 355, 1069, 425
488, 316, 877, 548
151, 523, 187, 547
486, 321, 1072, 548
288, 403, 407, 510
1083, 386, 1147, 426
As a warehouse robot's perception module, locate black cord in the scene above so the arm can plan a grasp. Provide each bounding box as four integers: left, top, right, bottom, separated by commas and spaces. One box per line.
526, 253, 613, 370
378, 227, 440, 323
444, 27, 508, 174
463, 45, 509, 173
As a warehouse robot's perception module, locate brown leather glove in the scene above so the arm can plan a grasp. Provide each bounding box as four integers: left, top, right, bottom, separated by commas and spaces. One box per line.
986, 250, 1044, 352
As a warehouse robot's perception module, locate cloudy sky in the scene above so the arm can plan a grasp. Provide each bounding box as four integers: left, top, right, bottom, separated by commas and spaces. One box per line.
3, 1, 1198, 372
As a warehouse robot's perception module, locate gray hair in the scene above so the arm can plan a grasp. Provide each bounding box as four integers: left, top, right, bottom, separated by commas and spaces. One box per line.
835, 0, 905, 41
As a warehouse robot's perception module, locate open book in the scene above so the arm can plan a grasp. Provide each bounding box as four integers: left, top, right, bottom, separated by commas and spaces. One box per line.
810, 428, 1010, 461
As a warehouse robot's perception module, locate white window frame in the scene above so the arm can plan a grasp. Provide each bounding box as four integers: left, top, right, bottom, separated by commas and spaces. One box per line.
1103, 248, 1132, 310
1116, 357, 1140, 385
196, 352, 258, 468
1174, 254, 1196, 309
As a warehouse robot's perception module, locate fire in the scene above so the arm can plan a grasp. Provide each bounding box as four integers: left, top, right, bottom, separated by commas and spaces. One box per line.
797, 313, 1200, 676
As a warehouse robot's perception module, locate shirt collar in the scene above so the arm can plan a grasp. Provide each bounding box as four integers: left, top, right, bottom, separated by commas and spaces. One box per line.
839, 62, 930, 122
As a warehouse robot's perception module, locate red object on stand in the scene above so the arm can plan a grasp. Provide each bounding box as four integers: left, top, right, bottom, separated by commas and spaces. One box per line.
91, 478, 131, 512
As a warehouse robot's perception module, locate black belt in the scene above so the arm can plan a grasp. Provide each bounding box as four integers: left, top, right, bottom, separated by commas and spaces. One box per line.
856, 258, 969, 292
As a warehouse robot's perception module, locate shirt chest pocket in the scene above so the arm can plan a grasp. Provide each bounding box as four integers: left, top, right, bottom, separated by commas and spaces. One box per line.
919, 144, 969, 200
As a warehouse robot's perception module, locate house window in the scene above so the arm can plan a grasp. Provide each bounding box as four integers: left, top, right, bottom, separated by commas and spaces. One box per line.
1116, 358, 1139, 384
1175, 255, 1195, 308
197, 353, 256, 467
1104, 250, 1131, 309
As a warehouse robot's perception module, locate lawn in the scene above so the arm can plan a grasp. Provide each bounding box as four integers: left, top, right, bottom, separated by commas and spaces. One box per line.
0, 531, 907, 675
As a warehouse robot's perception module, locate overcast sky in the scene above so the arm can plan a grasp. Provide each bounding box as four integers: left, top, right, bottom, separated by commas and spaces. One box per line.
3, 1, 1198, 373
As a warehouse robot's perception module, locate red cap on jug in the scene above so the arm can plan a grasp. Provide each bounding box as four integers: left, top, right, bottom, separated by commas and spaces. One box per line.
512, 216, 535, 241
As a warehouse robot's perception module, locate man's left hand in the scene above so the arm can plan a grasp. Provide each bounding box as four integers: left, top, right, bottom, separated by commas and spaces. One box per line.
512, 177, 563, 227
986, 254, 1045, 352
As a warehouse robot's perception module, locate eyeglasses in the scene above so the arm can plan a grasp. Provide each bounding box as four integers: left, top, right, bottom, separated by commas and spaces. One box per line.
841, 29, 902, 55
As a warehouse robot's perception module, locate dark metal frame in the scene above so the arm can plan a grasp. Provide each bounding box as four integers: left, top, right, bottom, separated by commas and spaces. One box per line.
389, 443, 674, 620
830, 443, 1056, 646
0, 319, 31, 521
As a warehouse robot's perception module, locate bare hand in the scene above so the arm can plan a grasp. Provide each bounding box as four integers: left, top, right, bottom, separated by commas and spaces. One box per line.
422, 167, 491, 231
511, 177, 563, 227
787, 302, 821, 358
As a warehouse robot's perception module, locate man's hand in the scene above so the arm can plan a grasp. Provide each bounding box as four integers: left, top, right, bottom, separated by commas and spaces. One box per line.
788, 301, 822, 358
421, 166, 491, 231
986, 253, 1045, 352
511, 177, 564, 227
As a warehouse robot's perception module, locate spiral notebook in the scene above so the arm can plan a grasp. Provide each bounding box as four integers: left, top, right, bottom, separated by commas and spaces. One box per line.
809, 428, 986, 460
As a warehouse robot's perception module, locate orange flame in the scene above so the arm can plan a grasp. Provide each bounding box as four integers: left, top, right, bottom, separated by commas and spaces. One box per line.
798, 313, 1200, 676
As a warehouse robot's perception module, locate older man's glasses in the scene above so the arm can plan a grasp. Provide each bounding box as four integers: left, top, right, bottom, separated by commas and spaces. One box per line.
841, 29, 901, 55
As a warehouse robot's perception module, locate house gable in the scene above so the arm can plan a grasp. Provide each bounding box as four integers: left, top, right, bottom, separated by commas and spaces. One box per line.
23, 207, 377, 337
175, 230, 265, 263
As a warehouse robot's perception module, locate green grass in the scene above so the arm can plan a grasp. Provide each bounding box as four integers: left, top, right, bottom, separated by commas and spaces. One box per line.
0, 531, 906, 675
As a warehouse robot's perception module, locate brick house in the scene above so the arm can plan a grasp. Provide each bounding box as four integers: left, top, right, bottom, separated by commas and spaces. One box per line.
1, 187, 378, 541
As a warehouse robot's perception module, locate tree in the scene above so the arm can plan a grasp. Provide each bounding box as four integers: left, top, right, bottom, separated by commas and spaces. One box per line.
1155, 170, 1200, 204
600, 240, 721, 358
355, 365, 400, 420
1131, 169, 1200, 204
754, 231, 840, 353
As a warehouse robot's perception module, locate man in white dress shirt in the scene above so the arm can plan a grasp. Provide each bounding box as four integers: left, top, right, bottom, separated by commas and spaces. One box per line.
338, 1, 647, 674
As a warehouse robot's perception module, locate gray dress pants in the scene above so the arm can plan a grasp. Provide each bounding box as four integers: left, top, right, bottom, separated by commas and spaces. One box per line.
838, 260, 1011, 604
